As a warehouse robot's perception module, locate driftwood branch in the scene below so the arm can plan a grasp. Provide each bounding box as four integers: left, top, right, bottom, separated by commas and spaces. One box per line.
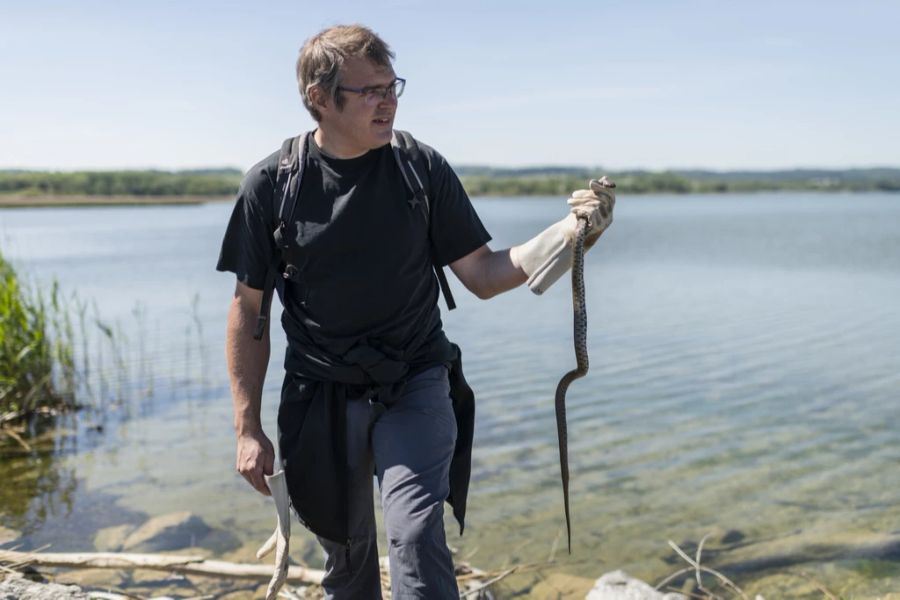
0, 425, 32, 451
0, 549, 324, 585
459, 566, 517, 598
1, 549, 529, 598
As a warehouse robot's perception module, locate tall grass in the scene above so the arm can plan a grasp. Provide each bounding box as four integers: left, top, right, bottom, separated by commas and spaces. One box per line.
0, 250, 76, 421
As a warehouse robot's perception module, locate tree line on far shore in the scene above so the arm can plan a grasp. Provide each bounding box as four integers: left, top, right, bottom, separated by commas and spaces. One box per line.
0, 169, 242, 197
457, 166, 900, 195
2, 167, 899, 199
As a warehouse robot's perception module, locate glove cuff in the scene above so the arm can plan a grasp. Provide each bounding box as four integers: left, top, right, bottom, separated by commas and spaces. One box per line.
513, 217, 573, 295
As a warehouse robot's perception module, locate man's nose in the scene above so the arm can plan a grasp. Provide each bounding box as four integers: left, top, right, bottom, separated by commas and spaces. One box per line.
379, 91, 398, 107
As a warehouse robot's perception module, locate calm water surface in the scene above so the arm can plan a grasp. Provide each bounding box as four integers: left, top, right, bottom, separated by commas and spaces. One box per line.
1, 192, 899, 596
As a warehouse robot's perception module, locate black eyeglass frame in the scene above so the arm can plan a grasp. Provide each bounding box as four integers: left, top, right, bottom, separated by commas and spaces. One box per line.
336, 78, 406, 104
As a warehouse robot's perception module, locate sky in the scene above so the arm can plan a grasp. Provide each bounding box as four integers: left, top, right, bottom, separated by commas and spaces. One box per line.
1, 0, 899, 171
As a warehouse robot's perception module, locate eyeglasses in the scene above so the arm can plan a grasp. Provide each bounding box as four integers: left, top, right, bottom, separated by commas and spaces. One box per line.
336, 78, 406, 105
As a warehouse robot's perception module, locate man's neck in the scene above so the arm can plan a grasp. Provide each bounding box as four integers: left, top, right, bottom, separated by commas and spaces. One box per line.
314, 128, 370, 159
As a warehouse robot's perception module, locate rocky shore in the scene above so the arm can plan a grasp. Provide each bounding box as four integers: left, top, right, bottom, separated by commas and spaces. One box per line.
1, 569, 683, 600
0, 511, 682, 599
5, 513, 900, 598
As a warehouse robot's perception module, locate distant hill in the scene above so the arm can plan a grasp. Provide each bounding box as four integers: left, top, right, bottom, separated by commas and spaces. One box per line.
456, 166, 900, 195
455, 165, 594, 178
0, 169, 242, 197
0, 167, 242, 175
1, 167, 899, 202
633, 167, 900, 185
171, 167, 243, 176
455, 166, 900, 181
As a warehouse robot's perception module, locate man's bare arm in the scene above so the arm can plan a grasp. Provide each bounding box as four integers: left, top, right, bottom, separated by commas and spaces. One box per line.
452, 178, 616, 299
449, 245, 528, 300
226, 281, 275, 496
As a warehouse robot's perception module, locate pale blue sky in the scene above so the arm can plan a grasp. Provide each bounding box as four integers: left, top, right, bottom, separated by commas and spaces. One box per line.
2, 1, 898, 171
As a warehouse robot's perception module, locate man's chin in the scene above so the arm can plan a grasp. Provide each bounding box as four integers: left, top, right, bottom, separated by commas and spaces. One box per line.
371, 124, 394, 146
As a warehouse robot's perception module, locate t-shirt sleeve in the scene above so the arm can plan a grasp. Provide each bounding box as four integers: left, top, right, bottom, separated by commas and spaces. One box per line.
215, 153, 279, 290
423, 145, 492, 266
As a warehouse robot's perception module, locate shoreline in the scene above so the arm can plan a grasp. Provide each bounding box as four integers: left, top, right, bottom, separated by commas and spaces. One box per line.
2, 188, 898, 209
0, 195, 231, 208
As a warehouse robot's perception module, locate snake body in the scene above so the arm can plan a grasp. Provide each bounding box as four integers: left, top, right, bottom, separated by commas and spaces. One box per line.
555, 216, 590, 554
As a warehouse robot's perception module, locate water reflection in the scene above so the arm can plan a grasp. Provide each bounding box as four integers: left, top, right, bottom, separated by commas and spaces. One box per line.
0, 294, 212, 541
0, 416, 77, 536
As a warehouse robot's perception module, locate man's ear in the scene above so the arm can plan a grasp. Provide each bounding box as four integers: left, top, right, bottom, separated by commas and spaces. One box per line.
308, 85, 330, 114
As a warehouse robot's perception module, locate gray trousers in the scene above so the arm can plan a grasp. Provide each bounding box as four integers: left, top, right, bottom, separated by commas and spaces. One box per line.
318, 365, 460, 600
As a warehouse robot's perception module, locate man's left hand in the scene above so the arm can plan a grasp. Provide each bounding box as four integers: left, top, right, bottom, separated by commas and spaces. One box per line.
568, 176, 616, 248
512, 176, 617, 295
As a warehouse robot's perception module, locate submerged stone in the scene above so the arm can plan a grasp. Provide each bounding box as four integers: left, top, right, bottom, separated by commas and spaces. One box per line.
119, 511, 242, 553
586, 570, 686, 600
122, 511, 212, 552
0, 526, 19, 546
93, 524, 133, 552
717, 530, 900, 574
719, 529, 746, 545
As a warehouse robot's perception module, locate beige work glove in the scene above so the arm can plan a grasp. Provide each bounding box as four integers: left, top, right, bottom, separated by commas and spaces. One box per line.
513, 177, 616, 294
256, 470, 291, 600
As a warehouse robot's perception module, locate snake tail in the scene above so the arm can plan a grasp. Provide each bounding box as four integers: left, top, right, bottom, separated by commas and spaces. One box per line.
555, 370, 577, 553
554, 217, 590, 554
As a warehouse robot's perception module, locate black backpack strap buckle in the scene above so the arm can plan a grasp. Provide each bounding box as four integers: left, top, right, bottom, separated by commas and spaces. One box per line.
273, 220, 290, 250
283, 264, 300, 281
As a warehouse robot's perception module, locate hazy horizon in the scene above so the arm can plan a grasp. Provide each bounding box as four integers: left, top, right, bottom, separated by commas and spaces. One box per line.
3, 1, 898, 172
4, 164, 900, 175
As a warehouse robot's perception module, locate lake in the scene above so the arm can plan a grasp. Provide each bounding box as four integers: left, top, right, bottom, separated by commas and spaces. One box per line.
2, 192, 899, 597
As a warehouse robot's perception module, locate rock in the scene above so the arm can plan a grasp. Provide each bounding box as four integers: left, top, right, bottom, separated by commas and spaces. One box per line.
60, 567, 126, 591
0, 526, 20, 546
196, 527, 244, 553
0, 574, 90, 599
219, 585, 270, 599
719, 529, 746, 545
586, 570, 687, 600
122, 512, 212, 552
717, 530, 900, 574
93, 524, 133, 552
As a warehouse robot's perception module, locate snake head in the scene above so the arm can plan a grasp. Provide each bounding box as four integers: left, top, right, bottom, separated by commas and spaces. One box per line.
590, 176, 616, 191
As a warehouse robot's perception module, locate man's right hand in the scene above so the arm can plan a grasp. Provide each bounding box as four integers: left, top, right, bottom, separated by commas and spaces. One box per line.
236, 430, 276, 496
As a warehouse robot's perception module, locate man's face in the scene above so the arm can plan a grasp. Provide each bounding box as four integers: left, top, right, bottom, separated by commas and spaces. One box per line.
318, 57, 398, 157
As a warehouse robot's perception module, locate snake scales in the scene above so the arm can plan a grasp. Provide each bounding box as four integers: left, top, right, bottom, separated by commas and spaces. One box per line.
555, 215, 590, 554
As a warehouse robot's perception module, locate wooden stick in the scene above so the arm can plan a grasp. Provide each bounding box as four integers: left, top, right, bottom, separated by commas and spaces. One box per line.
459, 566, 517, 598
0, 550, 325, 585
0, 426, 32, 451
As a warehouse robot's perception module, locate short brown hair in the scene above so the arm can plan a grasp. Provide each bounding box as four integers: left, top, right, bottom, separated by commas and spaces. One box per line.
296, 25, 395, 121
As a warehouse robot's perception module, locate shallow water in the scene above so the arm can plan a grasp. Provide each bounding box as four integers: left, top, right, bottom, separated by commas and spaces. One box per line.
1, 192, 899, 596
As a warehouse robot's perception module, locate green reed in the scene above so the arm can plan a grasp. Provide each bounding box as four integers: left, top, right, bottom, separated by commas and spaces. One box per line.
0, 250, 77, 420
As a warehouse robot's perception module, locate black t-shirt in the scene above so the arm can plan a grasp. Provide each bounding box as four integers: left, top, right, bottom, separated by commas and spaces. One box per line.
217, 135, 491, 373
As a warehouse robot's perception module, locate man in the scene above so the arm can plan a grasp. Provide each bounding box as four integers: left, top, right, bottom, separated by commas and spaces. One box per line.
217, 24, 614, 600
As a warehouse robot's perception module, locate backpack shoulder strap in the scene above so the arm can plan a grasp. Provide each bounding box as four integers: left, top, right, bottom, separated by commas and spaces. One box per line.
391, 130, 430, 217
391, 130, 457, 311
254, 133, 309, 340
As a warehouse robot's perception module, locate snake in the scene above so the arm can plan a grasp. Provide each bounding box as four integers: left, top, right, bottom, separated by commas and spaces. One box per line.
555, 214, 590, 554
